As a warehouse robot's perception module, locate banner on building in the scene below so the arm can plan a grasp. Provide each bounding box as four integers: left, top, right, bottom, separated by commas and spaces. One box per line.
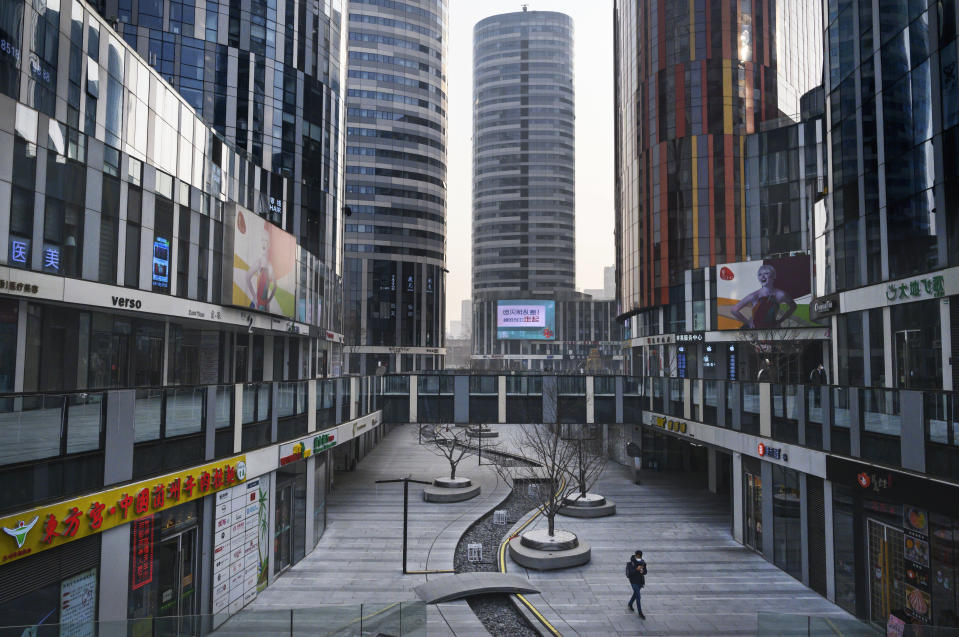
0, 456, 247, 566
716, 255, 819, 330
496, 300, 556, 340
231, 210, 297, 318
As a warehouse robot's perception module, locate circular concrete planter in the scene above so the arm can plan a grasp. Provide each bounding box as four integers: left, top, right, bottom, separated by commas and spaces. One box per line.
433, 476, 472, 489
558, 492, 617, 518
508, 531, 591, 571
467, 429, 499, 438
423, 476, 480, 502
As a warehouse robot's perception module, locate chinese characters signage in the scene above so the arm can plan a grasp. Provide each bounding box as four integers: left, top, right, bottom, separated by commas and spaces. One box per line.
0, 456, 247, 565
885, 275, 945, 304
131, 516, 154, 590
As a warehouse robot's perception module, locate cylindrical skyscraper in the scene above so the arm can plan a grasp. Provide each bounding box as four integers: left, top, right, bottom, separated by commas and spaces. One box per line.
344, 0, 449, 374
472, 10, 575, 298
614, 0, 822, 315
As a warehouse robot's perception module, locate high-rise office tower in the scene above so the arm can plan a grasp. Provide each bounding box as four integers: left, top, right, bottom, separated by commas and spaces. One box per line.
342, 0, 448, 374
472, 9, 576, 298
614, 0, 821, 316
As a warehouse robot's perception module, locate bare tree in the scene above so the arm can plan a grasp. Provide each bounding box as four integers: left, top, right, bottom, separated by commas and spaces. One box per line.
560, 424, 608, 501
739, 328, 808, 383
495, 423, 604, 536
418, 424, 494, 480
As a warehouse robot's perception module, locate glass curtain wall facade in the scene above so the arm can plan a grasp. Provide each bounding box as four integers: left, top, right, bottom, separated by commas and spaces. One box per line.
343, 0, 448, 375
472, 10, 576, 298
819, 0, 959, 392
613, 0, 822, 316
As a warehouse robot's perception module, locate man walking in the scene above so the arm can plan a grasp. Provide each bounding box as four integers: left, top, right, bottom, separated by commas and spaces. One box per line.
627, 549, 647, 619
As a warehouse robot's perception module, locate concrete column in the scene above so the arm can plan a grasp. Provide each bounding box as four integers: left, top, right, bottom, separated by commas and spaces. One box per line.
263, 335, 273, 382
821, 387, 833, 451
307, 379, 317, 432
731, 383, 742, 431
707, 448, 718, 494
761, 460, 774, 559
615, 376, 624, 424
350, 377, 359, 420
270, 382, 279, 443
717, 380, 727, 428
304, 458, 315, 556
942, 299, 954, 391
900, 390, 925, 472
849, 387, 861, 458
454, 375, 469, 423
797, 386, 807, 446
683, 378, 691, 420
97, 524, 131, 627
409, 374, 418, 423
800, 472, 810, 587
104, 390, 135, 486
732, 452, 744, 543
542, 376, 557, 424
198, 494, 215, 636
824, 480, 836, 602
13, 299, 25, 392
760, 383, 772, 437
586, 376, 594, 424
233, 383, 243, 454
498, 376, 506, 424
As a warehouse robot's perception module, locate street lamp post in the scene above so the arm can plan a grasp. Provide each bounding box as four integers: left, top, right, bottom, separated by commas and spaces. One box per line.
374, 475, 432, 573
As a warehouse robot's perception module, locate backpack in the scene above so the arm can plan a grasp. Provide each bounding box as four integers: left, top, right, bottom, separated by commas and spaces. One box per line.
625, 561, 634, 578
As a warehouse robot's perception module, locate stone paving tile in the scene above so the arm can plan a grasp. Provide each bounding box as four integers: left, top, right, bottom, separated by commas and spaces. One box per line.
234, 425, 867, 636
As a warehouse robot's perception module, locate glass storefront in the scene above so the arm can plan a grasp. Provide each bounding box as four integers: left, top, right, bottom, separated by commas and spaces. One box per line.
313, 454, 328, 548
772, 465, 802, 579
128, 500, 201, 637
274, 463, 306, 574
831, 476, 959, 628
743, 458, 763, 552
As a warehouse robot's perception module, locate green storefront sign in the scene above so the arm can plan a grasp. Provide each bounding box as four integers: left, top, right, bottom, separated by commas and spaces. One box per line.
313, 432, 336, 454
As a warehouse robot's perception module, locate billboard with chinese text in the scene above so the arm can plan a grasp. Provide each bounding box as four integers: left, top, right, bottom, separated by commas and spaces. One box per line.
497, 300, 556, 340
716, 255, 819, 330
231, 211, 297, 318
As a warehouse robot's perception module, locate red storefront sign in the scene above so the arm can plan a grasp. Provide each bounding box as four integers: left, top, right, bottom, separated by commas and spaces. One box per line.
131, 515, 155, 590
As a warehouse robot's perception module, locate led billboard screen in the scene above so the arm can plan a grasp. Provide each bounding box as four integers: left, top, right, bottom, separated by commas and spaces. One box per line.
716, 255, 820, 329
232, 211, 297, 318
497, 300, 556, 340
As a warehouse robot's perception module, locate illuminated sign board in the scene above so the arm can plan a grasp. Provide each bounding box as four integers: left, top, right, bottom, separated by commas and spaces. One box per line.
496, 300, 556, 340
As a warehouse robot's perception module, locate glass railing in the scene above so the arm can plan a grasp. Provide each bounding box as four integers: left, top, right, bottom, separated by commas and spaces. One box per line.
860, 388, 901, 466
756, 612, 880, 636
0, 603, 428, 637
772, 384, 799, 444
0, 391, 105, 466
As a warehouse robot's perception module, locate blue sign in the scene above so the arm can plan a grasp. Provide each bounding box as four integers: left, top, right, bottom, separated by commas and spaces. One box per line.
152, 237, 170, 289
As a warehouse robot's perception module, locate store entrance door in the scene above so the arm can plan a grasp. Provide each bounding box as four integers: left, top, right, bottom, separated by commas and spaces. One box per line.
156, 527, 198, 637
868, 519, 905, 625
744, 471, 763, 551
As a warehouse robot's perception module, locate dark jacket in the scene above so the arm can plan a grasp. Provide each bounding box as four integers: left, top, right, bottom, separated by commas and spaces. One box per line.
628, 557, 647, 587
809, 367, 827, 385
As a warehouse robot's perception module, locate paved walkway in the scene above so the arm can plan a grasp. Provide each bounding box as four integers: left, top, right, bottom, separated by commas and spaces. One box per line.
232, 425, 860, 636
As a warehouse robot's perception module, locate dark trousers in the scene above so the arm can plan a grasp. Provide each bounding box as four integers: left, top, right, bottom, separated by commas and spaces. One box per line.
628, 581, 643, 612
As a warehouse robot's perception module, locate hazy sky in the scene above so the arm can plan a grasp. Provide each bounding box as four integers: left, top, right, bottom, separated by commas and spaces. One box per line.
444, 0, 615, 324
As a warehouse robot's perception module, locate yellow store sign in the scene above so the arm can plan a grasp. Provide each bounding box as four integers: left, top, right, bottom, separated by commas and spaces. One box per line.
0, 456, 247, 566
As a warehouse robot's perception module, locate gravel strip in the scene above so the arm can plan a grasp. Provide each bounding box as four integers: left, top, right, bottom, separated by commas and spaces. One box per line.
454, 477, 548, 637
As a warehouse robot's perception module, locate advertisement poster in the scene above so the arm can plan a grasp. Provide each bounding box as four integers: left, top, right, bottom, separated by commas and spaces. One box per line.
151, 237, 170, 290
904, 506, 932, 624
232, 211, 297, 318
59, 568, 97, 637
716, 255, 819, 330
496, 300, 556, 340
